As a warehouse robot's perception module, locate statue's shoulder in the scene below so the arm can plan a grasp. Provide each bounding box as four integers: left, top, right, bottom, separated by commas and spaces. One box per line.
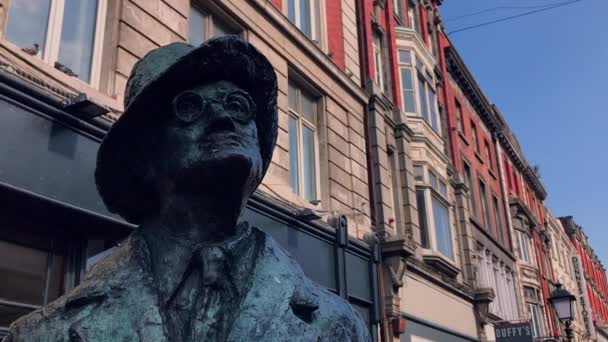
314, 286, 371, 341
246, 226, 371, 341
4, 235, 147, 342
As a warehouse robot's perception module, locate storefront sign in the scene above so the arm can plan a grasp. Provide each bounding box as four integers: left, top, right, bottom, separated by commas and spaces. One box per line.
572, 255, 596, 339
572, 255, 595, 338
494, 322, 533, 342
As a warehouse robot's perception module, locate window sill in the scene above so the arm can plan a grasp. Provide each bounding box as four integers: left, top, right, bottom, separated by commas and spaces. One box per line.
422, 252, 460, 278
458, 130, 469, 146
474, 152, 485, 164
488, 168, 498, 180
0, 39, 122, 112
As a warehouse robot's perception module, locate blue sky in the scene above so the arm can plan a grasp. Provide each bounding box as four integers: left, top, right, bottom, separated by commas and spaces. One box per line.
440, 0, 608, 266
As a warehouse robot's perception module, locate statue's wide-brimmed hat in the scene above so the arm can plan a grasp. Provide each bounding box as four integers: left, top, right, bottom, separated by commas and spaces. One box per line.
95, 36, 278, 224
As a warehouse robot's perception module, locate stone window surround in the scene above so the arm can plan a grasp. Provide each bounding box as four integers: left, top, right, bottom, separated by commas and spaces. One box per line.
287, 71, 323, 202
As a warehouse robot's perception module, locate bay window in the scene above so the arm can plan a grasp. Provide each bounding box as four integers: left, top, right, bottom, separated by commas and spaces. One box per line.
4, 0, 107, 85
398, 50, 417, 113
516, 229, 532, 264
189, 4, 238, 46
288, 81, 319, 201
414, 166, 453, 259
398, 50, 441, 133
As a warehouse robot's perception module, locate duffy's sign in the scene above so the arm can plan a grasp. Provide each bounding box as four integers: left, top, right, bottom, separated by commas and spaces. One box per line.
494, 322, 533, 342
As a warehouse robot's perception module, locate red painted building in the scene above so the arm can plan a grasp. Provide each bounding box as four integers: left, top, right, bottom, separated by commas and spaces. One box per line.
562, 216, 608, 339
494, 118, 560, 339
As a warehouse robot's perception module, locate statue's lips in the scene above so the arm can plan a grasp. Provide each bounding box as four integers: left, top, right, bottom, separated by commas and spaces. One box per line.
201, 131, 242, 145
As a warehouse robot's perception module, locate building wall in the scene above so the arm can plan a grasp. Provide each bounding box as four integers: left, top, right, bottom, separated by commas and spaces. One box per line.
0, 0, 374, 239
547, 211, 588, 341
439, 41, 521, 339
563, 216, 608, 338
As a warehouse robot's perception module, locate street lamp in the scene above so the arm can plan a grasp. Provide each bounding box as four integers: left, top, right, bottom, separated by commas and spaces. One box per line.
548, 283, 577, 341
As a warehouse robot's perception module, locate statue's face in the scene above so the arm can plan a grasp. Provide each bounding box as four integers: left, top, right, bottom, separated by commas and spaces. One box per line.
153, 80, 262, 198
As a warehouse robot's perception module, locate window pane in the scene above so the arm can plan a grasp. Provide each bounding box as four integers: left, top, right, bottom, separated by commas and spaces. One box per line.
302, 125, 317, 200
413, 165, 424, 181
400, 68, 417, 113
288, 83, 298, 110
416, 189, 429, 248
464, 163, 477, 217
429, 90, 439, 132
212, 17, 232, 37
57, 0, 99, 82
301, 91, 315, 123
0, 240, 48, 306
189, 6, 207, 46
432, 196, 453, 258
418, 76, 429, 121
300, 0, 312, 37
399, 50, 411, 64
0, 303, 34, 328
288, 0, 296, 22
439, 181, 447, 196
5, 0, 52, 57
428, 172, 438, 189
289, 116, 300, 194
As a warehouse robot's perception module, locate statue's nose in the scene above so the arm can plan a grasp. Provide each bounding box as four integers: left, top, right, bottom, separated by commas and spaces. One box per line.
206, 102, 236, 132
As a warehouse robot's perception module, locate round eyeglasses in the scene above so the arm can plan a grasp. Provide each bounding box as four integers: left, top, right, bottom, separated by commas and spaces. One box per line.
171, 89, 256, 124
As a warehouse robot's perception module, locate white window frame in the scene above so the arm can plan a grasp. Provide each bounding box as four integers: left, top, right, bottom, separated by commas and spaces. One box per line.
287, 81, 321, 201
516, 230, 532, 264
398, 51, 441, 133
285, 0, 322, 42
398, 49, 417, 114
4, 0, 107, 87
373, 33, 385, 92
414, 165, 455, 260
407, 0, 421, 35
416, 60, 440, 133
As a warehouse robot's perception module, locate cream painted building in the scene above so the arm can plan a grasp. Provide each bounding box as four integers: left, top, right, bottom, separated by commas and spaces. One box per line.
547, 211, 589, 341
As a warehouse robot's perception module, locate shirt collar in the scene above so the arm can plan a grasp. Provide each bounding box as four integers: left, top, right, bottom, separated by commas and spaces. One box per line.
136, 221, 257, 305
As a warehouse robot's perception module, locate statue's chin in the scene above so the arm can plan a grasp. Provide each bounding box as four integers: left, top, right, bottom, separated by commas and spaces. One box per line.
175, 151, 258, 198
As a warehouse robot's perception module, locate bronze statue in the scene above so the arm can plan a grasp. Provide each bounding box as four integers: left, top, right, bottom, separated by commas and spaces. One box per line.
4, 36, 370, 341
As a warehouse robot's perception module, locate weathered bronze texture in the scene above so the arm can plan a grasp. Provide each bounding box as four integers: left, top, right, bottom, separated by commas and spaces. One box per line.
4, 36, 370, 341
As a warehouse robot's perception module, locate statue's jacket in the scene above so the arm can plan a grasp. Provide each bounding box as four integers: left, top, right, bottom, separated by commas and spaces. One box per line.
4, 224, 370, 342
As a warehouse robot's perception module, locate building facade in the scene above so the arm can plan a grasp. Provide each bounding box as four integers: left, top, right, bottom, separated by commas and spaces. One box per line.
359, 0, 480, 341
0, 0, 382, 338
546, 210, 588, 341
440, 35, 522, 341
562, 216, 608, 341
494, 112, 562, 340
